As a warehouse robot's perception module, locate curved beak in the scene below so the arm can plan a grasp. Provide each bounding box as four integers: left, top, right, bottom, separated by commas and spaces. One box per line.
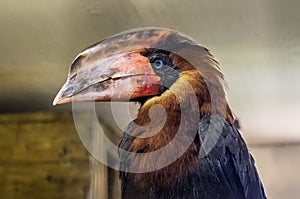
53, 51, 161, 105
53, 29, 172, 105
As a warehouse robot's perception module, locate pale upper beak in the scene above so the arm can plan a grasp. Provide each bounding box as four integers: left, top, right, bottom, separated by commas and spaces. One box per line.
53, 28, 172, 105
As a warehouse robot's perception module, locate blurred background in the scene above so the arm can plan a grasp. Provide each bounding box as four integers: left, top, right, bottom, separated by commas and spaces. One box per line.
1, 0, 300, 198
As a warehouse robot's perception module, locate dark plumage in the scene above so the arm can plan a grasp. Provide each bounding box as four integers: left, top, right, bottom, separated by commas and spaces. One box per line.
54, 28, 267, 199
119, 115, 266, 199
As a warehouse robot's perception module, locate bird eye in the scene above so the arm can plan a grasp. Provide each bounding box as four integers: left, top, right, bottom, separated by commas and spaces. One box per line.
153, 59, 164, 69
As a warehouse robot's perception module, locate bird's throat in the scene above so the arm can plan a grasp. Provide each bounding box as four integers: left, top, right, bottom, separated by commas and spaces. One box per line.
120, 74, 234, 187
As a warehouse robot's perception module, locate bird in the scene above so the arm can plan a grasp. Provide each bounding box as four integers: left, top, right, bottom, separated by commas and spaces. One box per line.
53, 28, 267, 199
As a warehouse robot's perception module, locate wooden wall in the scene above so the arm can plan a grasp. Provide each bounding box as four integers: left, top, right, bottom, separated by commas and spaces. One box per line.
2, 111, 300, 199
0, 112, 90, 199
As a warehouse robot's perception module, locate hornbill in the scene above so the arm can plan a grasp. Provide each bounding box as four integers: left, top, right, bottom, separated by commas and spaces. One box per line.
53, 28, 267, 199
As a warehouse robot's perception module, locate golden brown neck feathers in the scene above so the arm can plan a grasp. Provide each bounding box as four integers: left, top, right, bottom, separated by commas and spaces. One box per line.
136, 51, 234, 127
128, 52, 234, 158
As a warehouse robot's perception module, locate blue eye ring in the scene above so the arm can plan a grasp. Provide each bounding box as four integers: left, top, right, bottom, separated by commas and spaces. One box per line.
153, 59, 164, 69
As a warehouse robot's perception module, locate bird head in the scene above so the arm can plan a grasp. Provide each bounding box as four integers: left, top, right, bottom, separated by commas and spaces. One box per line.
53, 28, 233, 122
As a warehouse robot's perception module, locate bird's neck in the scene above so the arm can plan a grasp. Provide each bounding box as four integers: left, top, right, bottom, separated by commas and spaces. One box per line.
131, 71, 233, 155
123, 73, 234, 187
136, 72, 233, 128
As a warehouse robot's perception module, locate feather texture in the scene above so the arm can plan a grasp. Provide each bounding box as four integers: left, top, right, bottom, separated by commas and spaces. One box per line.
119, 114, 266, 199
